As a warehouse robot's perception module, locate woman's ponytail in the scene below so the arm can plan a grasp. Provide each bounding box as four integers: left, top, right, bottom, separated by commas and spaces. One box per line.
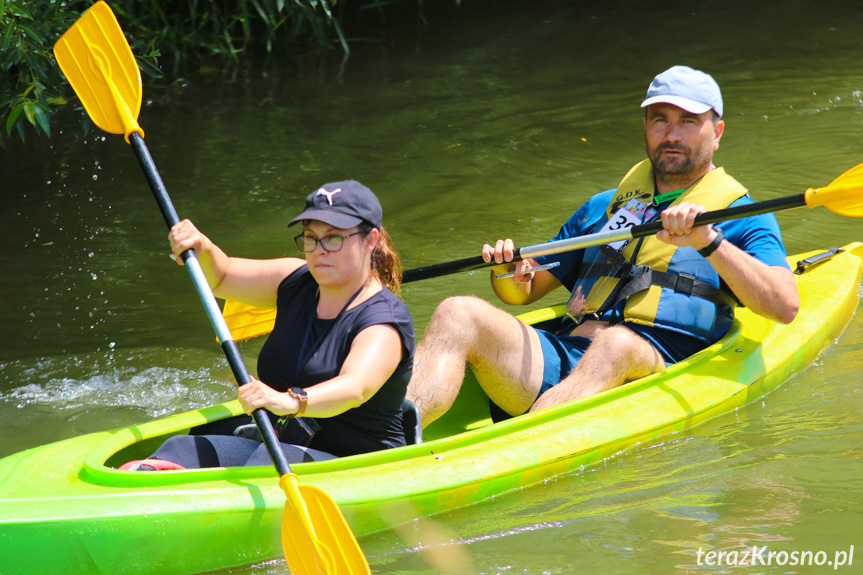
360, 223, 403, 297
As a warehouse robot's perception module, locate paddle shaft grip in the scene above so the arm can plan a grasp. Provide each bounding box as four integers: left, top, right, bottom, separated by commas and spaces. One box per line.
402, 192, 808, 282
129, 133, 293, 477
629, 193, 807, 238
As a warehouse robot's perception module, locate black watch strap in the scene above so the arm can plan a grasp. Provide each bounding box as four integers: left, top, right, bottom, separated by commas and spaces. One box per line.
698, 227, 725, 258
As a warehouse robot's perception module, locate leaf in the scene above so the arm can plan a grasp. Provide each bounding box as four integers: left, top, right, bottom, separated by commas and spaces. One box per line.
21, 47, 42, 73
249, 0, 270, 26
0, 21, 13, 50
135, 55, 163, 79
22, 101, 34, 126
32, 103, 49, 137
222, 29, 240, 60
8, 1, 32, 19
19, 83, 35, 98
17, 22, 43, 43
5, 103, 22, 135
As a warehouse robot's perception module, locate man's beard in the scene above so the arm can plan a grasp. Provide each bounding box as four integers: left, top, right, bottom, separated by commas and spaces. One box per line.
648, 143, 712, 187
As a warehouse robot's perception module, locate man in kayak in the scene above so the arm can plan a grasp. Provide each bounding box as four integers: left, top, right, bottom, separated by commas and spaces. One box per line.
407, 65, 800, 427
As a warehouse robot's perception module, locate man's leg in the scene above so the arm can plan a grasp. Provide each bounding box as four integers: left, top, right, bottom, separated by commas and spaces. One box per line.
407, 295, 545, 427
531, 324, 664, 412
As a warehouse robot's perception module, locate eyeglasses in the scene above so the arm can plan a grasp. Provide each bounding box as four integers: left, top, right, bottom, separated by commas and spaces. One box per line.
294, 231, 363, 253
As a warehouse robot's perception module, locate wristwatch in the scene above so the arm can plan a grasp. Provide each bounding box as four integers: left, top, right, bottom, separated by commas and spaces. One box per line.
286, 387, 308, 417
698, 228, 725, 258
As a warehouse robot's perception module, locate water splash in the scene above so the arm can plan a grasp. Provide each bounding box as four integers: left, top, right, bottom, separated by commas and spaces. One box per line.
0, 346, 238, 418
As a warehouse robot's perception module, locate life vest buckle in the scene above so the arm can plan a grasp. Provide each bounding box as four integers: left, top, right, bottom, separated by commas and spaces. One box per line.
674, 273, 696, 295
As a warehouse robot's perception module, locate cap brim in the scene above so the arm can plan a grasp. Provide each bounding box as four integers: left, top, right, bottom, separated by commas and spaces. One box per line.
640, 95, 713, 115
287, 209, 364, 229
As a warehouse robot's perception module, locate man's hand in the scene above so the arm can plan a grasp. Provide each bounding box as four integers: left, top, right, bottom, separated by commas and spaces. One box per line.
655, 202, 799, 324
656, 202, 716, 251
482, 238, 536, 283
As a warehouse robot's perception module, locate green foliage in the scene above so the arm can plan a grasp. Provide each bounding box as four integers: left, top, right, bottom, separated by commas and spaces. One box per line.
0, 0, 345, 146
114, 0, 348, 69
0, 0, 80, 142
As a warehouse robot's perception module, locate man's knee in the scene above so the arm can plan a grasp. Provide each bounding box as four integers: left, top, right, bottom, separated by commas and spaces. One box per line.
427, 295, 489, 336
588, 325, 662, 374
589, 325, 646, 360
432, 295, 488, 319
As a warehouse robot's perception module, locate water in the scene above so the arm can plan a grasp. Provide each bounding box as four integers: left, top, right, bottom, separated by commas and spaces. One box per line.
2, 0, 863, 572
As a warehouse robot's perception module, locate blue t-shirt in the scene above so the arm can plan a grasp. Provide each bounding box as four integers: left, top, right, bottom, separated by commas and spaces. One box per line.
535, 189, 790, 290
533, 189, 790, 354
257, 265, 415, 457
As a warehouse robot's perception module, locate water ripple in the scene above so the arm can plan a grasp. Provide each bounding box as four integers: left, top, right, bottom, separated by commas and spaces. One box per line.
0, 347, 242, 456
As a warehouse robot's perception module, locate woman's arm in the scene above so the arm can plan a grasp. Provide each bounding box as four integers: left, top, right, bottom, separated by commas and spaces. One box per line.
238, 324, 404, 417
169, 219, 304, 309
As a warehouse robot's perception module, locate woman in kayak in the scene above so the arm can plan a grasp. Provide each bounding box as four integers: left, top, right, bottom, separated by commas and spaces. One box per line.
123, 180, 415, 469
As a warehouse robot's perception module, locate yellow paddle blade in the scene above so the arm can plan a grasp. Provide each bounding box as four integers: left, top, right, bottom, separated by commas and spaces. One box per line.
804, 162, 863, 217
280, 475, 370, 575
222, 299, 277, 342
53, 1, 143, 141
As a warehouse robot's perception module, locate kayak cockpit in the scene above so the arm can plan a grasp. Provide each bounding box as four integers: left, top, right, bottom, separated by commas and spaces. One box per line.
79, 301, 745, 487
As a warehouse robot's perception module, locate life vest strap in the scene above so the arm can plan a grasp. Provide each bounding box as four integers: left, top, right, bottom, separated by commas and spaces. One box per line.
610, 267, 738, 311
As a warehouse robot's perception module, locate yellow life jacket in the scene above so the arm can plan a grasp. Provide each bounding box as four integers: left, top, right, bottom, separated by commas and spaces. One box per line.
575, 159, 748, 340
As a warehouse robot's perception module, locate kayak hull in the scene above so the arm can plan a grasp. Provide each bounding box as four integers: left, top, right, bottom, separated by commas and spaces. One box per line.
1, 244, 861, 575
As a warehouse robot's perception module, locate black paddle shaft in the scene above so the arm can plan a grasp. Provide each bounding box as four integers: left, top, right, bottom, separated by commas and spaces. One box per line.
401, 193, 807, 283
129, 132, 293, 477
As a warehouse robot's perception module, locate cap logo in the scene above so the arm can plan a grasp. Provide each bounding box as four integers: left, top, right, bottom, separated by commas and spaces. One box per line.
315, 187, 342, 206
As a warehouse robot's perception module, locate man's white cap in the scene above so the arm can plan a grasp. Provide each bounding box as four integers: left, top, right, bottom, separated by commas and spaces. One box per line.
640, 65, 723, 117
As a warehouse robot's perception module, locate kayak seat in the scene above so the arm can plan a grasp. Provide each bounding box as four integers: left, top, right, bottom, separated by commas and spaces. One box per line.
119, 458, 186, 471
402, 399, 423, 445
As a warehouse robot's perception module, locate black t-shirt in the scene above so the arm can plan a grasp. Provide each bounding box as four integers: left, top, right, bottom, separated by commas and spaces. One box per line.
256, 265, 415, 456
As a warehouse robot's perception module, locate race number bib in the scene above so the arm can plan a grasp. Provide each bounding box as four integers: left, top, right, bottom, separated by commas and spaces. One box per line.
601, 199, 657, 251
566, 198, 658, 324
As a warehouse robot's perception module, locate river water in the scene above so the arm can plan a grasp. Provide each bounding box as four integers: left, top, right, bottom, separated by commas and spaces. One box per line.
2, 0, 862, 573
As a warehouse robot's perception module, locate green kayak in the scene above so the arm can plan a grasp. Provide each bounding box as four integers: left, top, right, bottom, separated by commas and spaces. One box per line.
1, 244, 861, 575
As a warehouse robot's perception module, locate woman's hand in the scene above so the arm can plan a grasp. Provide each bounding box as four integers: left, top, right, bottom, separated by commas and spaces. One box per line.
166, 219, 235, 292
238, 377, 300, 416
168, 219, 208, 266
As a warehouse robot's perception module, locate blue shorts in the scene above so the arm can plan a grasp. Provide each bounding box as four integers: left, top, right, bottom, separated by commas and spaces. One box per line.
535, 322, 708, 399
535, 331, 591, 396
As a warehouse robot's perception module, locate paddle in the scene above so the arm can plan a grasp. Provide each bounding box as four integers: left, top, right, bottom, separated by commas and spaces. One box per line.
54, 3, 369, 574
401, 163, 863, 282
221, 163, 863, 341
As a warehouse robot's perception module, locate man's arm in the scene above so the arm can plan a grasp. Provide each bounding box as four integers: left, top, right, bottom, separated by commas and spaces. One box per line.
657, 203, 799, 324
481, 239, 563, 305
694, 232, 798, 323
